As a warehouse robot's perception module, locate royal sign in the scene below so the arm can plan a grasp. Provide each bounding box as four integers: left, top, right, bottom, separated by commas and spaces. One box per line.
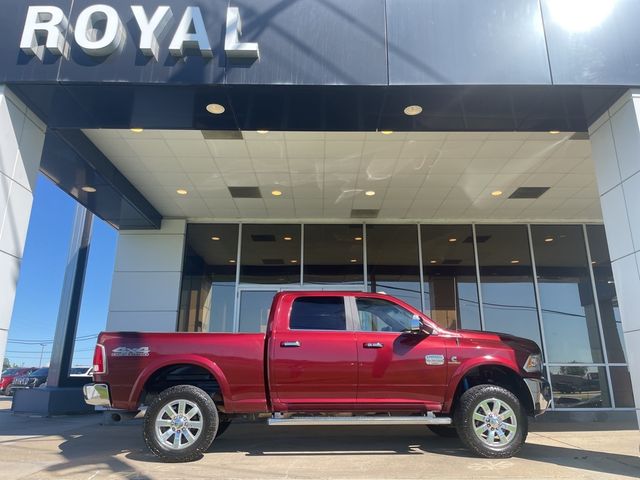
20, 4, 259, 60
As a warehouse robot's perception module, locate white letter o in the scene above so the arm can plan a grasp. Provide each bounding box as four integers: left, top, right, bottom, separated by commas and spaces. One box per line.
75, 4, 125, 56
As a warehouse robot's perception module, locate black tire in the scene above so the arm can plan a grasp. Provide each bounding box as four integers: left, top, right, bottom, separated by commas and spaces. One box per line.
454, 384, 527, 458
428, 425, 459, 438
143, 385, 218, 463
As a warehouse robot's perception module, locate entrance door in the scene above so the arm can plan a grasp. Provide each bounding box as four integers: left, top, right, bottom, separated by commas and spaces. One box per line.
351, 296, 449, 411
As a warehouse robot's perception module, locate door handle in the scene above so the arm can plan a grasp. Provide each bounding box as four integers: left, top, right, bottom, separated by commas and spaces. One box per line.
363, 342, 384, 349
280, 341, 301, 348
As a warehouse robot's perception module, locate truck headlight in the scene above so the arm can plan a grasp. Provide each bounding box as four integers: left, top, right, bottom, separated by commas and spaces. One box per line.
523, 353, 542, 373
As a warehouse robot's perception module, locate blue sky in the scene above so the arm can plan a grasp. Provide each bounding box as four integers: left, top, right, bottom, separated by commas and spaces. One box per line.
6, 175, 117, 368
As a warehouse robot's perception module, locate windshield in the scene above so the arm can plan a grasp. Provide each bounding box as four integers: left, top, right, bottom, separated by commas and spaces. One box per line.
2, 369, 19, 376
29, 368, 48, 377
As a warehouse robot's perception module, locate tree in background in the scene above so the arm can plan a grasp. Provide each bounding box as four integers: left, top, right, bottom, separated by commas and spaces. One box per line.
2, 357, 11, 370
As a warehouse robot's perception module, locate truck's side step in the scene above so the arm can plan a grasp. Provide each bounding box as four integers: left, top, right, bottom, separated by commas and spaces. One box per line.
268, 414, 452, 426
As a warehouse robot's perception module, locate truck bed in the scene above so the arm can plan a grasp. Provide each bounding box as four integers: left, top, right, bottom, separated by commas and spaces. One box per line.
94, 332, 268, 412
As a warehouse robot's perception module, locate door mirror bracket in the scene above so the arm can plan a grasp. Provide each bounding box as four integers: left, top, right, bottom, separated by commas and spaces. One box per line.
409, 315, 433, 336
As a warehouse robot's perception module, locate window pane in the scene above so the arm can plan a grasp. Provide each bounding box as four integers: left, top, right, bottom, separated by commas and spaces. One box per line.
178, 224, 238, 332
421, 225, 481, 330
476, 225, 541, 345
532, 225, 603, 364
366, 225, 421, 309
549, 366, 611, 408
304, 225, 364, 285
239, 291, 276, 333
290, 297, 346, 330
240, 225, 300, 284
586, 225, 626, 363
610, 366, 636, 408
356, 297, 414, 332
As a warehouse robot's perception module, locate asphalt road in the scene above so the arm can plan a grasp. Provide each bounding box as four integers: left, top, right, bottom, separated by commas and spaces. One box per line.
0, 397, 638, 479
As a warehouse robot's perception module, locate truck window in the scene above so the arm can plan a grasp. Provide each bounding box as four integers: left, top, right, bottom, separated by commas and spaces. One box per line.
356, 297, 415, 332
290, 297, 346, 331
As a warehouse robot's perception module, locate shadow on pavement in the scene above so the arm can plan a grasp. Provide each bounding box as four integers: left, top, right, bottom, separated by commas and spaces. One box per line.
1, 409, 639, 479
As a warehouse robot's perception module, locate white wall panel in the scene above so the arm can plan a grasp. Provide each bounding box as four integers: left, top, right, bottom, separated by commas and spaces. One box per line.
0, 85, 46, 371
590, 89, 640, 422
114, 235, 185, 272
106, 311, 178, 333
106, 219, 186, 332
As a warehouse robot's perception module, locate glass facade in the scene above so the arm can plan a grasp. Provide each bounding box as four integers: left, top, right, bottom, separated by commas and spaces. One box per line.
178, 222, 634, 410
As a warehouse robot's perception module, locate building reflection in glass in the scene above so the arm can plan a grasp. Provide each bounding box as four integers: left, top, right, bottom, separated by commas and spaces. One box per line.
366, 224, 422, 310
476, 225, 542, 346
421, 225, 481, 330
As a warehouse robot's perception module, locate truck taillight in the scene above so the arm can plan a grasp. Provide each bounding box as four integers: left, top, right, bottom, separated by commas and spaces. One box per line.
93, 344, 107, 375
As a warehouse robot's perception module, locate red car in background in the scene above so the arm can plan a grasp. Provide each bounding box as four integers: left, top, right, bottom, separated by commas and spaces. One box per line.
0, 368, 36, 395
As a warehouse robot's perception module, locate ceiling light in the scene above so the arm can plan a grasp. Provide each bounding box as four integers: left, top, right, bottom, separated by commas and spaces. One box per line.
380, 130, 393, 135
510, 259, 520, 264
206, 103, 225, 115
544, 237, 554, 243
257, 130, 269, 134
130, 128, 144, 133
176, 189, 188, 195
491, 190, 503, 197
271, 190, 283, 197
404, 105, 423, 116
365, 191, 376, 197
591, 260, 597, 265
350, 259, 358, 263
283, 236, 293, 241
354, 236, 363, 241
229, 259, 236, 264
448, 238, 457, 243
549, 130, 560, 135
290, 260, 298, 264
211, 236, 221, 241
430, 260, 437, 264
81, 186, 97, 193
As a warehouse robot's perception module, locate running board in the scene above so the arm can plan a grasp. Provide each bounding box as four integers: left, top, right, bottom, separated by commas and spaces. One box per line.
268, 415, 452, 426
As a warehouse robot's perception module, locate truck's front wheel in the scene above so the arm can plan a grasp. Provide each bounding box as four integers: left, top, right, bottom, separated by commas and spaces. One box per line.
454, 384, 527, 458
143, 385, 218, 462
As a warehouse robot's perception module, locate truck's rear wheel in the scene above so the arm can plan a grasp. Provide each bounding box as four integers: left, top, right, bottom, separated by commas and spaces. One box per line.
454, 384, 527, 458
143, 385, 218, 462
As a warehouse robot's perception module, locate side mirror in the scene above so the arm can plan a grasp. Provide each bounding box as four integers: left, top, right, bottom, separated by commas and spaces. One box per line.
409, 315, 433, 336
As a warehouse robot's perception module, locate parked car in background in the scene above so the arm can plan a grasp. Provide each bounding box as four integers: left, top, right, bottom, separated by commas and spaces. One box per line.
1, 368, 36, 395
70, 366, 93, 378
11, 368, 49, 393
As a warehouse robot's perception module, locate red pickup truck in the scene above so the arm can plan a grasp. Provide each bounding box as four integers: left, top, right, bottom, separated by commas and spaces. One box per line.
83, 291, 550, 462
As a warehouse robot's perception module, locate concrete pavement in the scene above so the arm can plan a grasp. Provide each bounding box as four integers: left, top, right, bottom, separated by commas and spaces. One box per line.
0, 397, 638, 479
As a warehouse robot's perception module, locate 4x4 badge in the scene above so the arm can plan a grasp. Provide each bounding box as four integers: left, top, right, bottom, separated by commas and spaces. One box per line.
111, 346, 150, 357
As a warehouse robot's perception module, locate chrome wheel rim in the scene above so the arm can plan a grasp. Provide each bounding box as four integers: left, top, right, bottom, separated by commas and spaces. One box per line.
472, 397, 517, 447
154, 399, 204, 450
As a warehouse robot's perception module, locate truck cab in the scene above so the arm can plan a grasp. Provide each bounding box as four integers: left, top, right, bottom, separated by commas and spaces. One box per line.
84, 291, 550, 462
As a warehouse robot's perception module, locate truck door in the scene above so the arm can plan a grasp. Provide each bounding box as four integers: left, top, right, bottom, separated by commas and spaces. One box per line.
269, 295, 358, 411
352, 296, 449, 411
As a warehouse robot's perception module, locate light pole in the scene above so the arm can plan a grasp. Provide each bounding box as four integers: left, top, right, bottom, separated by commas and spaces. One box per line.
38, 343, 46, 367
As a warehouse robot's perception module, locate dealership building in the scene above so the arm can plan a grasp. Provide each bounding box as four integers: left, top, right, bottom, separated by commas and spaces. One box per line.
0, 0, 638, 420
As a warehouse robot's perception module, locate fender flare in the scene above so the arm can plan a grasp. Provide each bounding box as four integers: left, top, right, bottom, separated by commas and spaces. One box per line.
443, 358, 522, 413
128, 355, 232, 411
